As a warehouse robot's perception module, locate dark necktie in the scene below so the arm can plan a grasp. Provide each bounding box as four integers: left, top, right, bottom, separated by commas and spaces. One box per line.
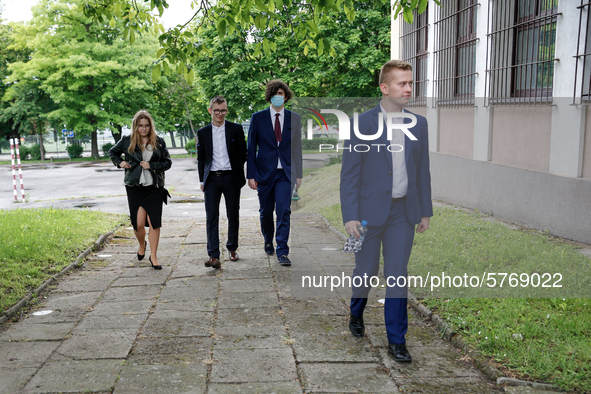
275, 113, 282, 143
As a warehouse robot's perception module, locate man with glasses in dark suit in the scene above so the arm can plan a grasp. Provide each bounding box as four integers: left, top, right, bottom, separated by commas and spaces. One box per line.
198, 96, 247, 269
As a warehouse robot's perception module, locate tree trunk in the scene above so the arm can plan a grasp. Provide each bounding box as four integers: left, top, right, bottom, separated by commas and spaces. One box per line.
181, 95, 197, 140
38, 132, 46, 161
168, 130, 177, 148
112, 125, 122, 143
91, 130, 99, 157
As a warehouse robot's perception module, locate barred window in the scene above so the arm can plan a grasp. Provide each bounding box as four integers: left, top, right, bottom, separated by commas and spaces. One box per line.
574, 0, 591, 104
487, 0, 559, 105
400, 8, 429, 107
434, 0, 478, 107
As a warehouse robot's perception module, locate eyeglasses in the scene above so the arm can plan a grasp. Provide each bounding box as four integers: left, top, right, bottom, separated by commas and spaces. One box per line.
137, 125, 150, 129
213, 109, 228, 115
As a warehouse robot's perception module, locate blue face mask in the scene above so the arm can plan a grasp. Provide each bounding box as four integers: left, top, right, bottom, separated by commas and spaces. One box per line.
270, 95, 284, 108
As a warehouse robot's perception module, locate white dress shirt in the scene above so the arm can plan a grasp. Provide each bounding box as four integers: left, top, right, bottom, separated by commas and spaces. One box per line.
380, 103, 408, 198
270, 106, 284, 169
210, 121, 232, 172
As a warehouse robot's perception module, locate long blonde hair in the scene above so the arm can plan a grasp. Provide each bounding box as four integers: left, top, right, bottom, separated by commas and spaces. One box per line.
128, 110, 158, 153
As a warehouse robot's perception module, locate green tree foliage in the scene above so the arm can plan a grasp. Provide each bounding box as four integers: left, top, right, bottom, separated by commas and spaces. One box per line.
190, 0, 390, 123
0, 21, 33, 142
5, 0, 161, 156
81, 0, 436, 82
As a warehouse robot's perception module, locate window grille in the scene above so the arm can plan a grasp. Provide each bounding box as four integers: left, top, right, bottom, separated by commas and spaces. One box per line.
434, 1, 479, 107
400, 8, 429, 107
573, 0, 591, 104
486, 0, 559, 105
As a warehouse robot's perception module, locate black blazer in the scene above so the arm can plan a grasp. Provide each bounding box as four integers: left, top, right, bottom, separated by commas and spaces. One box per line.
109, 135, 172, 187
197, 121, 247, 188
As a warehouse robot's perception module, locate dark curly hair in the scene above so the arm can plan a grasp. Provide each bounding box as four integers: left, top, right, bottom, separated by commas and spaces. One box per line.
264, 80, 293, 103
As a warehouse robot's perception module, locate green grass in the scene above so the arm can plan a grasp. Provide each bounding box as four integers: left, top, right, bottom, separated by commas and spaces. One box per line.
294, 162, 591, 392
0, 208, 125, 312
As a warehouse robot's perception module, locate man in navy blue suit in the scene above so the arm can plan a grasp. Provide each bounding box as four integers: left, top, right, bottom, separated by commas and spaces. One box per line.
247, 80, 303, 266
340, 60, 433, 362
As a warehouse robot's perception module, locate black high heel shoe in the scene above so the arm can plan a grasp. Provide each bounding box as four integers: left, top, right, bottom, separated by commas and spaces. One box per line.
137, 241, 147, 261
149, 256, 162, 270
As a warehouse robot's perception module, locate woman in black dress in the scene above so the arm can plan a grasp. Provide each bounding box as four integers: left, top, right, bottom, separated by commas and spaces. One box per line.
109, 110, 172, 269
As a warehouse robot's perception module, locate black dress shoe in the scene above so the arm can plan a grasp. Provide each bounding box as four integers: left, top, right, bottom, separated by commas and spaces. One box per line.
149, 256, 162, 270
277, 255, 291, 266
388, 343, 412, 362
349, 313, 365, 337
137, 241, 147, 261
264, 243, 274, 255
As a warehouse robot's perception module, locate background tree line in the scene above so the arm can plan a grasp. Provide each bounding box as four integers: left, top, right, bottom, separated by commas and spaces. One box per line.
0, 0, 391, 159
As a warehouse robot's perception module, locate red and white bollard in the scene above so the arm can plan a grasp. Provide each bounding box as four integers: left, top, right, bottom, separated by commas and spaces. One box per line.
10, 138, 25, 202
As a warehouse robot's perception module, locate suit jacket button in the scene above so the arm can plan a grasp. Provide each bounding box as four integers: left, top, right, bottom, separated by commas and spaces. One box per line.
386, 190, 390, 194
389, 172, 392, 175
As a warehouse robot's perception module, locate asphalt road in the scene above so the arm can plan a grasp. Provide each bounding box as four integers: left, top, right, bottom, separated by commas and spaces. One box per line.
0, 154, 334, 215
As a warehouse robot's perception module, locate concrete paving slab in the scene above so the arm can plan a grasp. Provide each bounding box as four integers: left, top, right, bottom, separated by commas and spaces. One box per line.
159, 282, 218, 303
0, 321, 76, 341
114, 362, 208, 393
210, 348, 298, 383
41, 290, 103, 310
88, 300, 154, 315
71, 313, 148, 333
216, 307, 284, 327
23, 359, 123, 393
166, 275, 219, 287
504, 386, 561, 394
217, 291, 279, 309
101, 284, 162, 302
54, 272, 119, 292
129, 337, 212, 365
395, 377, 500, 393
20, 308, 86, 323
110, 270, 170, 286
0, 367, 38, 393
141, 310, 214, 337
214, 326, 289, 350
54, 330, 137, 360
366, 322, 448, 348
285, 313, 348, 336
0, 341, 60, 368
155, 300, 216, 312
280, 298, 348, 316
299, 362, 399, 393
380, 346, 482, 378
220, 278, 276, 293
218, 260, 271, 270
291, 330, 378, 362
219, 267, 274, 279
207, 381, 303, 394
171, 261, 218, 278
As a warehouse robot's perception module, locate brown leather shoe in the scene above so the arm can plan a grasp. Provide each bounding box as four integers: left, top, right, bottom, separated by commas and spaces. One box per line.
204, 257, 221, 269
229, 251, 239, 261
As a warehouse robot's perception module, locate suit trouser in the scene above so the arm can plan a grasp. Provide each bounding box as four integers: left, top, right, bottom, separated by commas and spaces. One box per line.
257, 169, 291, 256
204, 173, 241, 258
350, 197, 415, 344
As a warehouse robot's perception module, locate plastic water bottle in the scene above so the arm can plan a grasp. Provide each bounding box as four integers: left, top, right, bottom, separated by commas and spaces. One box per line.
357, 220, 368, 245
343, 220, 368, 253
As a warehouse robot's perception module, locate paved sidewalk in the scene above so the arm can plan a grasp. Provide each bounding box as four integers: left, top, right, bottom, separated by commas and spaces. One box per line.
0, 214, 502, 393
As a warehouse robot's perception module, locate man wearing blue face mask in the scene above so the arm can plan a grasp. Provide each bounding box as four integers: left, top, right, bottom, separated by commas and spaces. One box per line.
247, 80, 303, 266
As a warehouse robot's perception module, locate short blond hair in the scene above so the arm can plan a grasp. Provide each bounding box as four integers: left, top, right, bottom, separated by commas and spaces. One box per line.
379, 60, 413, 85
